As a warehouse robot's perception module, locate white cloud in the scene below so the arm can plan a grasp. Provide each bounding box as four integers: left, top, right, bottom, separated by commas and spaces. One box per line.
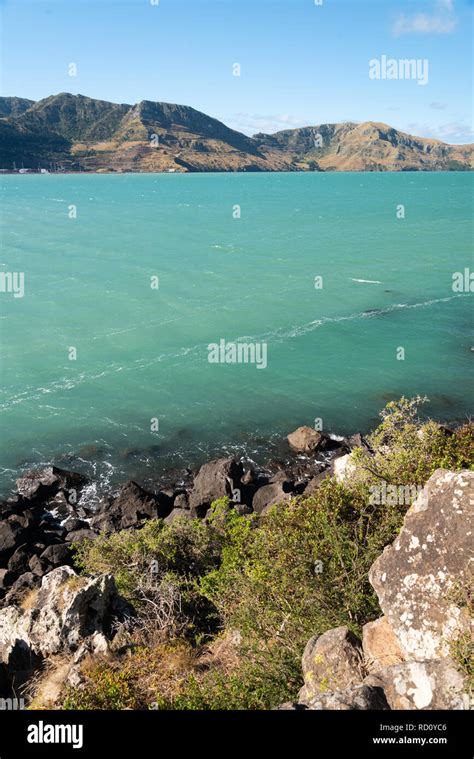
393, 0, 457, 36
430, 101, 448, 110
405, 120, 473, 144
225, 112, 309, 136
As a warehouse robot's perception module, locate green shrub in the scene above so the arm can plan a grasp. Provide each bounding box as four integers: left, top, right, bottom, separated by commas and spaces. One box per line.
62, 665, 137, 710
352, 396, 473, 486
450, 631, 474, 701
199, 478, 404, 678
73, 517, 223, 640
74, 517, 223, 592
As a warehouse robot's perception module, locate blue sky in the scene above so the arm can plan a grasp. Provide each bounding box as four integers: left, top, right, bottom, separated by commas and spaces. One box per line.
0, 0, 472, 143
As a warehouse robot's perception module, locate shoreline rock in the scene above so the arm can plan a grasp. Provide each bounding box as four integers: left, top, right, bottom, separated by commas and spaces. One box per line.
0, 427, 350, 604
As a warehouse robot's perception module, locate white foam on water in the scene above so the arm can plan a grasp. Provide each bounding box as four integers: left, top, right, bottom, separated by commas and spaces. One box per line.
350, 278, 383, 284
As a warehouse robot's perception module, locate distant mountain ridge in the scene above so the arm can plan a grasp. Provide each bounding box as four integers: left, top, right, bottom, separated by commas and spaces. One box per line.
0, 96, 35, 118
0, 92, 472, 172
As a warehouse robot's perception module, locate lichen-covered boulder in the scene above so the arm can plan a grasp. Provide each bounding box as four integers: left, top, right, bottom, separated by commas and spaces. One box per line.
0, 520, 26, 564
298, 626, 363, 702
0, 606, 30, 656
364, 659, 469, 710
369, 469, 473, 661
0, 566, 126, 659
26, 566, 118, 654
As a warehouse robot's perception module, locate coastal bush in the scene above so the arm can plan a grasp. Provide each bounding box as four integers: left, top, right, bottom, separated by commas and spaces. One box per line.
189, 479, 403, 704
141, 476, 407, 709
73, 517, 223, 640
73, 517, 223, 592
352, 396, 473, 486
63, 664, 137, 710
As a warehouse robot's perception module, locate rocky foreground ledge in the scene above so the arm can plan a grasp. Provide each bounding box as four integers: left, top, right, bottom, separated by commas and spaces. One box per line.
279, 469, 473, 710
0, 422, 472, 710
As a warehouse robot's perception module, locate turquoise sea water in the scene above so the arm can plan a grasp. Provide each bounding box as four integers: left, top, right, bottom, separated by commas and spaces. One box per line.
0, 172, 472, 498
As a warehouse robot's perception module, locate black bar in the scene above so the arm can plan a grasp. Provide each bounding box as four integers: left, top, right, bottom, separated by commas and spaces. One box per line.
0, 709, 470, 757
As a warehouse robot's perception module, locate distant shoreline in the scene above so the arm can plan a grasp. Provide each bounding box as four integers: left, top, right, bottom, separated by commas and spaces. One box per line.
1, 168, 473, 176
2, 93, 472, 174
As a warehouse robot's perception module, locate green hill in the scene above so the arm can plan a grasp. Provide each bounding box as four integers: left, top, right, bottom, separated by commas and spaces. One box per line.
0, 93, 472, 172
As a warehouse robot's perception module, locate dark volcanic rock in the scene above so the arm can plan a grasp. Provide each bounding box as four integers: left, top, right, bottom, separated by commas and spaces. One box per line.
252, 482, 292, 514
0, 502, 13, 517
7, 545, 33, 575
36, 520, 67, 543
344, 433, 371, 452
0, 521, 25, 563
63, 518, 90, 533
303, 469, 331, 494
173, 492, 188, 510
188, 458, 244, 516
241, 465, 259, 486
91, 480, 172, 533
28, 553, 50, 577
164, 508, 195, 525
0, 569, 15, 590
15, 466, 87, 503
89, 511, 115, 535
65, 529, 97, 543
46, 491, 84, 519
40, 543, 73, 566
267, 470, 295, 488
238, 464, 269, 507
4, 572, 40, 606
